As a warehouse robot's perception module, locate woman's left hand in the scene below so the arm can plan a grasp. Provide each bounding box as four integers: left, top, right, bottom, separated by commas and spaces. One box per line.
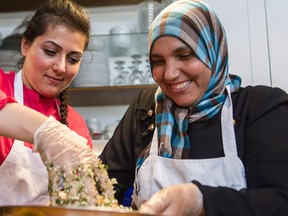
139, 183, 204, 216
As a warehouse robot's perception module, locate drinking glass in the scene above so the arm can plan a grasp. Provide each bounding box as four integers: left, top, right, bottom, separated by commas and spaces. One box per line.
129, 55, 145, 85
113, 61, 129, 86
144, 58, 156, 84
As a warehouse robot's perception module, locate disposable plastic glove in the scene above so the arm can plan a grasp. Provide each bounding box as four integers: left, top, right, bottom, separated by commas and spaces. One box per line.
139, 183, 204, 216
33, 116, 117, 207
33, 116, 91, 169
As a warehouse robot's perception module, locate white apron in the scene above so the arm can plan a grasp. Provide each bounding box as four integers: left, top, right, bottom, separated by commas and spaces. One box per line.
0, 70, 49, 205
133, 86, 247, 207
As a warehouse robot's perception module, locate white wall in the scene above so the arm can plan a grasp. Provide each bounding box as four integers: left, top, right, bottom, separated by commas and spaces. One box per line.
206, 0, 254, 87
207, 0, 288, 92
265, 0, 288, 91
205, 0, 272, 88
247, 0, 271, 87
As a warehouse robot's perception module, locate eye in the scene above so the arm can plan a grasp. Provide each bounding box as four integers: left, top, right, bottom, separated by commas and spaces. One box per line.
44, 48, 57, 56
68, 57, 80, 64
152, 60, 164, 66
67, 56, 81, 64
178, 53, 193, 60
151, 58, 164, 66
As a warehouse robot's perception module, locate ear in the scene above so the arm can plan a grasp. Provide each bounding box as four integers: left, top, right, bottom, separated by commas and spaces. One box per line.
21, 37, 29, 56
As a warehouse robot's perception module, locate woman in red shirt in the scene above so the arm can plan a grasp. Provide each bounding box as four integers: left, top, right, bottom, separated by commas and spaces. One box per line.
0, 89, 102, 206
0, 0, 92, 205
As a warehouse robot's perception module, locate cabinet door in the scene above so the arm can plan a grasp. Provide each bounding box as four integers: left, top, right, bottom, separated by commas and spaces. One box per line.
205, 0, 271, 87
265, 0, 288, 92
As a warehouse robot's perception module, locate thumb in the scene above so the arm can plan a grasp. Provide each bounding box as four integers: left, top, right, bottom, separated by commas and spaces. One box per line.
139, 190, 168, 214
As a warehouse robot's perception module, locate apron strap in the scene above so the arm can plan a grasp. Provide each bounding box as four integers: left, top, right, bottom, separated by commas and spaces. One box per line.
14, 70, 23, 103
221, 85, 238, 156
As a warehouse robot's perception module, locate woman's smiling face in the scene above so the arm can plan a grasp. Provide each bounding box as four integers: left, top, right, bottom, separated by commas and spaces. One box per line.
150, 36, 212, 107
21, 25, 86, 97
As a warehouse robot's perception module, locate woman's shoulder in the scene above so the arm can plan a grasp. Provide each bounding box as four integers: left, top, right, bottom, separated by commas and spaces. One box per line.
67, 105, 92, 146
240, 85, 286, 94
67, 105, 85, 121
232, 85, 288, 116
235, 85, 288, 103
0, 69, 15, 95
66, 105, 88, 129
133, 86, 157, 107
0, 68, 16, 78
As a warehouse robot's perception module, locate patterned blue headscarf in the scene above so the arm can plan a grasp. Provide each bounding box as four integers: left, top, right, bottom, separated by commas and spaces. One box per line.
137, 0, 241, 166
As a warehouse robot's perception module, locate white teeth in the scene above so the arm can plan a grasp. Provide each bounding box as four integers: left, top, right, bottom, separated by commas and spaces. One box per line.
171, 81, 190, 89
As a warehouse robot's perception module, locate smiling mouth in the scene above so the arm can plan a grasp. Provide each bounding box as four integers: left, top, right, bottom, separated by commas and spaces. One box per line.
170, 80, 191, 90
46, 75, 64, 82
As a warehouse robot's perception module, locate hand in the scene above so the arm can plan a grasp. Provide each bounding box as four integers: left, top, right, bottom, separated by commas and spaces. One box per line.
33, 116, 92, 169
33, 116, 117, 207
139, 183, 204, 216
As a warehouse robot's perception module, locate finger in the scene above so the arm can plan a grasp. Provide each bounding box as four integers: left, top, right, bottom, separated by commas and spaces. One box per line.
139, 203, 157, 214
139, 189, 170, 214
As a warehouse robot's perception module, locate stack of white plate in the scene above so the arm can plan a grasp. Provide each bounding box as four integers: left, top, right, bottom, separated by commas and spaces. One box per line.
137, 0, 161, 33
0, 50, 22, 72
72, 51, 110, 87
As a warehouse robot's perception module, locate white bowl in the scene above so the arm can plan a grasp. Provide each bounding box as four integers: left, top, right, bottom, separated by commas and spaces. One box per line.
109, 26, 132, 54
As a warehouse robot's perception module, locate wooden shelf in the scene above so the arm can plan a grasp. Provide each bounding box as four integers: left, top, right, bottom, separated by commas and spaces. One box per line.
0, 0, 161, 13
68, 84, 157, 107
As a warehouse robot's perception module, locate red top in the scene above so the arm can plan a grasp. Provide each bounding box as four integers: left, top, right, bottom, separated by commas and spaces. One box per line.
0, 68, 92, 165
0, 89, 17, 109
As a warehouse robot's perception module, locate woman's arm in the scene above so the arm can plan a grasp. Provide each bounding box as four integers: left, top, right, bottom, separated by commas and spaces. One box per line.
0, 101, 48, 143
200, 86, 288, 216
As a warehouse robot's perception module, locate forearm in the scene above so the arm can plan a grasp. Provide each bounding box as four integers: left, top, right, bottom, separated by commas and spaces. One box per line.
0, 102, 48, 143
197, 183, 288, 216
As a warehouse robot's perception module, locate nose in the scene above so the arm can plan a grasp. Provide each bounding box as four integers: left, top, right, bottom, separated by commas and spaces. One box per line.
53, 56, 66, 74
164, 59, 179, 81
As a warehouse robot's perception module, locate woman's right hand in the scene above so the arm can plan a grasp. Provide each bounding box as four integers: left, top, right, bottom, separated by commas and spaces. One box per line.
139, 183, 205, 216
33, 116, 92, 168
33, 116, 117, 206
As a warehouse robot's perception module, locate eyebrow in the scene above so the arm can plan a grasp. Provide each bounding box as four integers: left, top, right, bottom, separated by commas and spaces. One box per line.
174, 45, 191, 53
43, 41, 83, 56
151, 45, 191, 58
43, 40, 61, 49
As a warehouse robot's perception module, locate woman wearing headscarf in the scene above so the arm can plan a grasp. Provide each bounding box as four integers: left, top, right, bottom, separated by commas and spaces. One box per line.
100, 0, 288, 215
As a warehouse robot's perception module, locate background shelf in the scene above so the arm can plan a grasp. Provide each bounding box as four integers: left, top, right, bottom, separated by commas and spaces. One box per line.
68, 84, 157, 106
